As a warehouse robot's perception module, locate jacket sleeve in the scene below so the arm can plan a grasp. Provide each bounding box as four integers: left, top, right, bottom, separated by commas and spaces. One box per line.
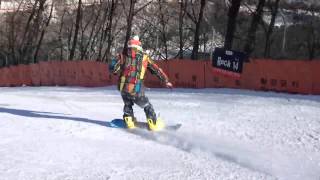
112, 60, 121, 74
112, 54, 123, 74
146, 55, 169, 83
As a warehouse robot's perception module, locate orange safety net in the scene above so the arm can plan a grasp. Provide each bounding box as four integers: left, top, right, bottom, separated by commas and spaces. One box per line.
0, 59, 319, 95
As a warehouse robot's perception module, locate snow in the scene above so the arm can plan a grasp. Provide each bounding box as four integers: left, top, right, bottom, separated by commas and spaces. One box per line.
0, 86, 320, 180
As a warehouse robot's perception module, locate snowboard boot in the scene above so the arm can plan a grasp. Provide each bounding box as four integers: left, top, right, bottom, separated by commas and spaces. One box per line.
124, 116, 136, 129
147, 118, 165, 131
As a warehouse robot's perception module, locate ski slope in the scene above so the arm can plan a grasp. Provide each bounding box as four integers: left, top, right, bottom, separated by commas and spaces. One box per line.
0, 86, 319, 180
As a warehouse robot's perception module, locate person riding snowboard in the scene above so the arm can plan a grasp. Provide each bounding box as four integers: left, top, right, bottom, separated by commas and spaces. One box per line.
110, 35, 173, 131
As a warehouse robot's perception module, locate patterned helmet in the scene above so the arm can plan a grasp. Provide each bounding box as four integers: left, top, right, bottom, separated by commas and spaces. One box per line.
128, 35, 143, 51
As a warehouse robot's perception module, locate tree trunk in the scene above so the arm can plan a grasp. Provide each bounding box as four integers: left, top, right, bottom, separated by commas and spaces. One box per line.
264, 0, 280, 58
243, 0, 266, 56
191, 0, 206, 60
307, 10, 316, 60
19, 0, 40, 64
279, 9, 287, 57
224, 0, 242, 50
69, 0, 82, 61
123, 0, 137, 55
80, 4, 102, 60
97, 2, 110, 61
20, 0, 39, 50
7, 1, 25, 65
30, 0, 47, 63
158, 0, 168, 60
59, 10, 67, 61
104, 0, 118, 63
34, 1, 54, 63
23, 0, 47, 64
9, 14, 17, 65
178, 0, 185, 59
307, 30, 315, 60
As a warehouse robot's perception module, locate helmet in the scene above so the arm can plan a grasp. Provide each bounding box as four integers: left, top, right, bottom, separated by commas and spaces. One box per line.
128, 35, 143, 51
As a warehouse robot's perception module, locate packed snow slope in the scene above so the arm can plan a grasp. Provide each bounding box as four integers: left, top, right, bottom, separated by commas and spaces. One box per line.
0, 86, 319, 180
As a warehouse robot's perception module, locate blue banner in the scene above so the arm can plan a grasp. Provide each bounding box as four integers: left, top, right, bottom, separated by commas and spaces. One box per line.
212, 48, 247, 78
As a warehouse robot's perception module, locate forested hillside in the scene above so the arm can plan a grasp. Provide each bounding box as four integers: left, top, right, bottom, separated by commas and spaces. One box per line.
0, 0, 319, 67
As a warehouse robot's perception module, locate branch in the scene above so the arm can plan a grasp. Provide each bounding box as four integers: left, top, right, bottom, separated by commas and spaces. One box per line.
184, 1, 197, 24
134, 0, 153, 15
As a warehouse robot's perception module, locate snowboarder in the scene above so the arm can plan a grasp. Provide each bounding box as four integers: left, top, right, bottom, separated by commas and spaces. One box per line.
110, 35, 173, 131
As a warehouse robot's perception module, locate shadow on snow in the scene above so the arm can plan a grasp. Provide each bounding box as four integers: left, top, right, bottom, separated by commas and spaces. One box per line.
0, 106, 118, 128
0, 106, 273, 177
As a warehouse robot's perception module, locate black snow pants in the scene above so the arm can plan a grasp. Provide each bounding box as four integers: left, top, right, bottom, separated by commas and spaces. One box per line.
121, 91, 157, 122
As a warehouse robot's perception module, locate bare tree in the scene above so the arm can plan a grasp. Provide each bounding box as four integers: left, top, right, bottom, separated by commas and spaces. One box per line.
157, 0, 170, 60
264, 0, 280, 58
79, 3, 103, 60
278, 9, 287, 57
18, 0, 41, 64
305, 6, 320, 60
101, 0, 118, 63
5, 0, 51, 64
122, 0, 153, 55
185, 0, 207, 60
34, 0, 54, 63
243, 0, 266, 56
69, 0, 82, 60
58, 7, 67, 60
178, 0, 187, 59
2, 0, 320, 65
6, 1, 24, 65
122, 0, 137, 55
224, 0, 242, 50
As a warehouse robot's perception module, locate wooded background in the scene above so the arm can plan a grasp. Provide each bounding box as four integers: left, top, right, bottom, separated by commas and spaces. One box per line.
0, 0, 319, 67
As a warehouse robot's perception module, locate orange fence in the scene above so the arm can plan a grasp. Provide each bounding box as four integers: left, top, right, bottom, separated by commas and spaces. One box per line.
167, 60, 206, 88
204, 59, 317, 94
0, 59, 319, 95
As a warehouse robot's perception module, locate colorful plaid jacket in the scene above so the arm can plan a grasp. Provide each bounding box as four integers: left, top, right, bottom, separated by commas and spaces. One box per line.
113, 47, 169, 95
